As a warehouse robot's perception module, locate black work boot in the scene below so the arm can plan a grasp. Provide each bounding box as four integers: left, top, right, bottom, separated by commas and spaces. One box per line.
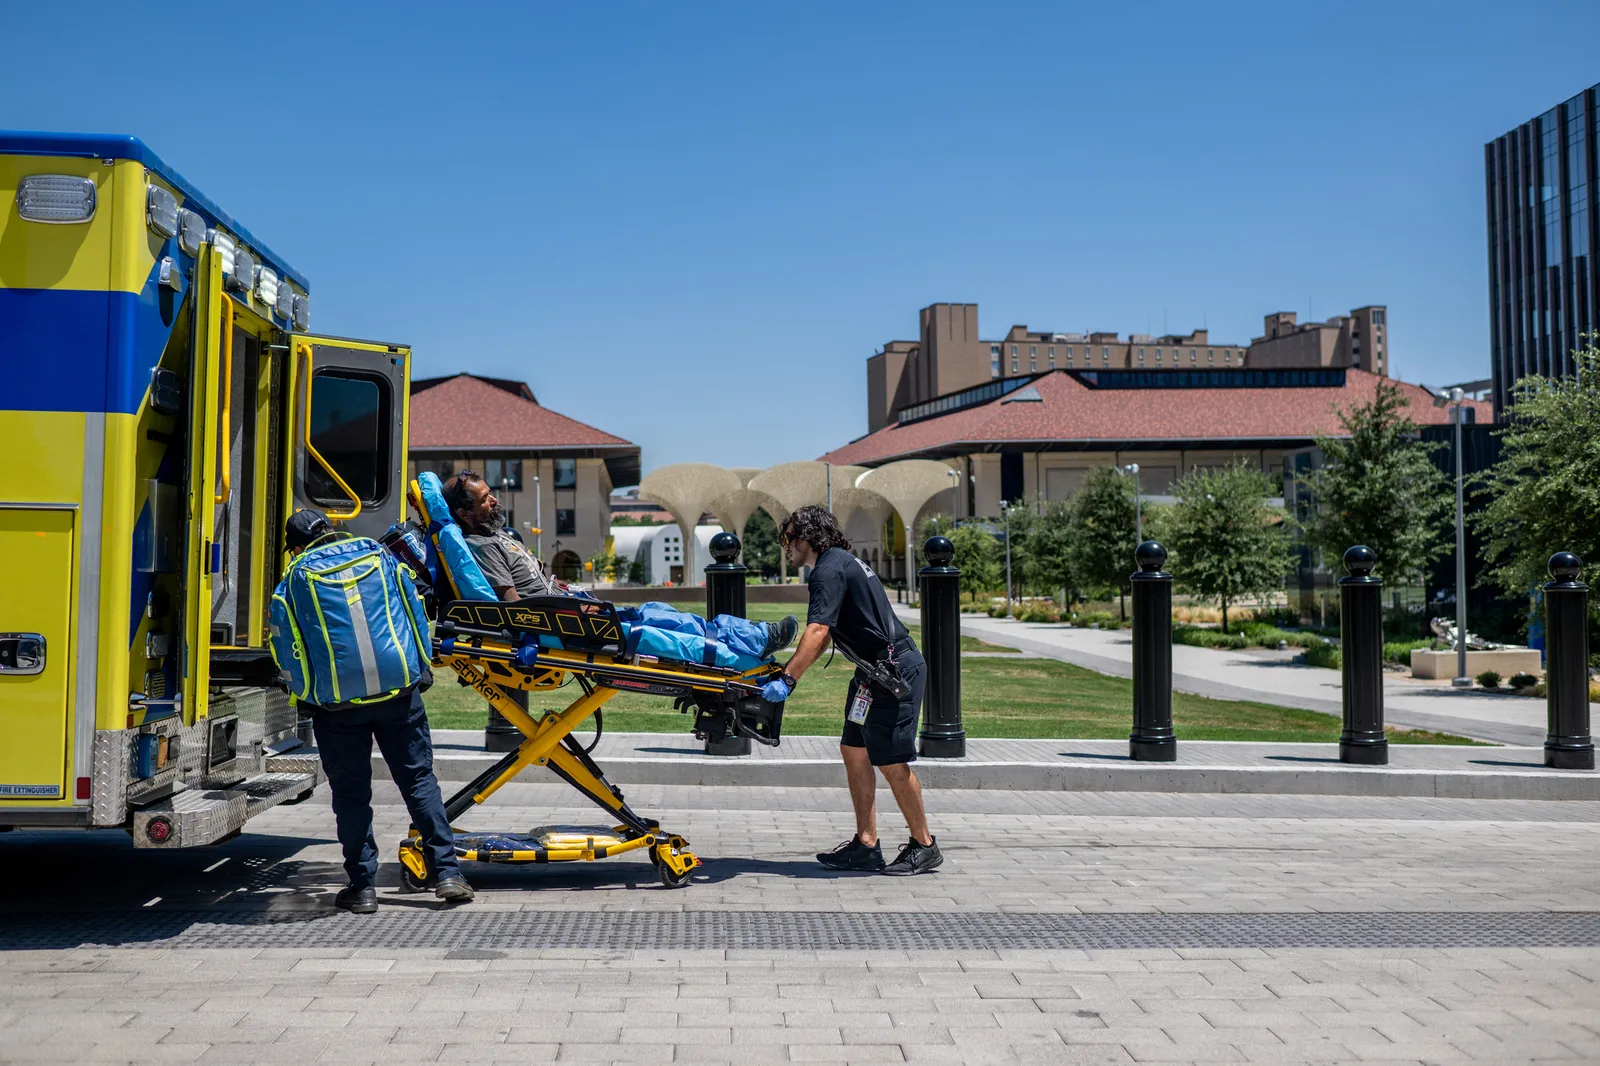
335, 885, 378, 914
882, 836, 943, 876
434, 874, 475, 903
816, 835, 886, 871
761, 615, 799, 659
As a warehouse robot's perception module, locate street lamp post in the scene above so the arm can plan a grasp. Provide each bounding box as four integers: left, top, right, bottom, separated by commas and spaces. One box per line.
1121, 462, 1143, 540
533, 470, 542, 559
1000, 499, 1013, 618
1449, 388, 1470, 688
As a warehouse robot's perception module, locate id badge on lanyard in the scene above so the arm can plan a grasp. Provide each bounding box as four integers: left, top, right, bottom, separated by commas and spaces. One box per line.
847, 685, 871, 725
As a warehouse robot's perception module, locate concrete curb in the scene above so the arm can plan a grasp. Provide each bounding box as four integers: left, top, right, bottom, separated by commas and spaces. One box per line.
402, 751, 1600, 801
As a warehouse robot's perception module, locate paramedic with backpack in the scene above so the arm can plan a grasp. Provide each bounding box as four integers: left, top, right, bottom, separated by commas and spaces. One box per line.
270, 510, 472, 913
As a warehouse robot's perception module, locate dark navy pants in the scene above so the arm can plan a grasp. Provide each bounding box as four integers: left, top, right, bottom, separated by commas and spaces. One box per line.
310, 689, 459, 889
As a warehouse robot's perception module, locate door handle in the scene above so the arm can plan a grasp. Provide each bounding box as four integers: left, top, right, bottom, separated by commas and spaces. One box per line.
0, 633, 46, 675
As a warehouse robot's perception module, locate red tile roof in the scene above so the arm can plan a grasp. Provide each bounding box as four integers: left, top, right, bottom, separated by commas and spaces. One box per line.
409, 373, 634, 451
819, 369, 1493, 465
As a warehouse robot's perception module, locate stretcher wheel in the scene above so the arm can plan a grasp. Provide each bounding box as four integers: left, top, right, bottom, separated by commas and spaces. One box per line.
657, 863, 693, 889
401, 865, 430, 893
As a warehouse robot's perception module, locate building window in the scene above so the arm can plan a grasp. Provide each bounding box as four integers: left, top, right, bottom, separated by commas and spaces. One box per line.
1189, 349, 1196, 364
1372, 310, 1385, 325
1137, 348, 1145, 362
990, 346, 1000, 379
553, 458, 577, 489
1030, 353, 1037, 371
484, 459, 523, 491
556, 508, 576, 535
1102, 347, 1109, 362
1048, 346, 1055, 368
1011, 345, 1018, 357
1030, 345, 1036, 358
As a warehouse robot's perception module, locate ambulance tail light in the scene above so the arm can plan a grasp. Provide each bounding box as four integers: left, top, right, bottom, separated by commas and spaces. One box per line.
209, 230, 237, 275
146, 184, 179, 238
177, 209, 206, 256
229, 248, 256, 293
17, 175, 97, 223
255, 267, 278, 307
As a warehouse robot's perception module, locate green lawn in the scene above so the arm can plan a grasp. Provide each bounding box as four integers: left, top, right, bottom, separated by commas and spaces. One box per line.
422, 653, 1481, 745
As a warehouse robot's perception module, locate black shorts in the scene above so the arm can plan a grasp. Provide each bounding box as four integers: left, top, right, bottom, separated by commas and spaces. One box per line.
839, 649, 926, 766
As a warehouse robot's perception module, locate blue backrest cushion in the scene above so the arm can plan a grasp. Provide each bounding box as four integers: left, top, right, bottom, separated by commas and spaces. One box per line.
415, 471, 496, 601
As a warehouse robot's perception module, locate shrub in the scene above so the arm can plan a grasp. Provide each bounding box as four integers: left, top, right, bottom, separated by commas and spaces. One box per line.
1383, 639, 1436, 666
1509, 672, 1539, 689
1476, 670, 1502, 690
1173, 625, 1250, 650
1016, 602, 1062, 624
1303, 641, 1342, 670
1074, 610, 1122, 629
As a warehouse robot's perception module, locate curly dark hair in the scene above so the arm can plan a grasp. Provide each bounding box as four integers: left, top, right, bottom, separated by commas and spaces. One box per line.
780, 504, 851, 554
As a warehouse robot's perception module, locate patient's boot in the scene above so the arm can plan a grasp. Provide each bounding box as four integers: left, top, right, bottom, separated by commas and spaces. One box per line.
761, 615, 799, 658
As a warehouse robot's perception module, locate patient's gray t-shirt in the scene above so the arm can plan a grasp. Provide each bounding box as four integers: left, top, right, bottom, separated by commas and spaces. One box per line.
464, 530, 559, 598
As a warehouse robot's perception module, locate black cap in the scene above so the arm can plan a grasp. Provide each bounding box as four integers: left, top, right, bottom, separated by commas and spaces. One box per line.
285, 509, 333, 551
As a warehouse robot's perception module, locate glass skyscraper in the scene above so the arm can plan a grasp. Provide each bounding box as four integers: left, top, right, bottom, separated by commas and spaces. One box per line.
1485, 81, 1599, 417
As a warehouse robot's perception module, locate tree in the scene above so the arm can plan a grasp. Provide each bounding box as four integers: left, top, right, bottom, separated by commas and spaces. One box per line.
1297, 379, 1453, 585
741, 508, 780, 577
1474, 344, 1600, 598
1165, 462, 1294, 630
1062, 466, 1140, 618
1022, 499, 1075, 601
946, 524, 1002, 602
586, 550, 620, 583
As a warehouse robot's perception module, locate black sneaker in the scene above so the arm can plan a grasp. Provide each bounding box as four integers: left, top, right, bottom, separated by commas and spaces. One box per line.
882, 837, 943, 876
434, 874, 475, 903
761, 615, 799, 659
335, 885, 378, 913
816, 835, 885, 871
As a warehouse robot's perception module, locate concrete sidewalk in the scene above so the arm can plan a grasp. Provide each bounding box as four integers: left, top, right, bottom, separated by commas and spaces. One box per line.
407, 731, 1600, 800
940, 609, 1567, 747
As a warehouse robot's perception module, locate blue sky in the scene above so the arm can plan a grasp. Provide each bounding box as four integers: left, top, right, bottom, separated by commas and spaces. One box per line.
6, 2, 1598, 477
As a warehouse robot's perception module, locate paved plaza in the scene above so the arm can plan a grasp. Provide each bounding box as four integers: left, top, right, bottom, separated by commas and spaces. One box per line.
2, 780, 1598, 1064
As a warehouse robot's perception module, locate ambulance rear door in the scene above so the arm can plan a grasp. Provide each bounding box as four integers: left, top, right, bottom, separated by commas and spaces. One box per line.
285, 336, 411, 544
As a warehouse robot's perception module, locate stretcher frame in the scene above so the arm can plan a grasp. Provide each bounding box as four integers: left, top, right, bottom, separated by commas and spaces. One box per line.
396, 482, 784, 889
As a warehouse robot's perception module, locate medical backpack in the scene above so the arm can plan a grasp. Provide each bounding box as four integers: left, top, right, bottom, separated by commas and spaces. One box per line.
269, 533, 432, 710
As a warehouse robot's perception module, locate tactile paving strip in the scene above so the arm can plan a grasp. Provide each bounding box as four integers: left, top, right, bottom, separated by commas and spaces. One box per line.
6, 910, 1600, 952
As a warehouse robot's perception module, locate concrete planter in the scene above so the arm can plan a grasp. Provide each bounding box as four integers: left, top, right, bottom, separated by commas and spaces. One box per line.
1411, 647, 1542, 680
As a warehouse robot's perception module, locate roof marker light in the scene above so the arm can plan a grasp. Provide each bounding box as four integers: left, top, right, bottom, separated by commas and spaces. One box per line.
292, 294, 310, 332
256, 267, 278, 308
177, 209, 205, 256
209, 230, 237, 275
17, 175, 96, 223
146, 185, 179, 238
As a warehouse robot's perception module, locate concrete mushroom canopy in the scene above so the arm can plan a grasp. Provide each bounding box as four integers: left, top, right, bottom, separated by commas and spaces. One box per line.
709, 467, 786, 565
638, 463, 741, 586
856, 460, 964, 586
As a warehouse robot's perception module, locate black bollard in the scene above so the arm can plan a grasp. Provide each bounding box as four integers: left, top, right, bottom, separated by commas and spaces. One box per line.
918, 536, 966, 758
484, 690, 525, 752
1543, 552, 1594, 770
1129, 540, 1176, 761
1338, 545, 1388, 765
704, 531, 752, 757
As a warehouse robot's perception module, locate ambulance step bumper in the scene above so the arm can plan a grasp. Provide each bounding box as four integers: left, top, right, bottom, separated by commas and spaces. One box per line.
131, 770, 319, 848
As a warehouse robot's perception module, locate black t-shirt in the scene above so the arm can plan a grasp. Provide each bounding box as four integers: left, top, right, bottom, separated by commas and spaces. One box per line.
806, 547, 909, 660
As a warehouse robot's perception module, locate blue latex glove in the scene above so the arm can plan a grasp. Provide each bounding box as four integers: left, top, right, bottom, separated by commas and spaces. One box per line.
760, 677, 792, 703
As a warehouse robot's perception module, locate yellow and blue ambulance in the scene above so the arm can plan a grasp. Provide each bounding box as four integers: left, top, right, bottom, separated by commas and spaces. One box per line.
0, 132, 412, 846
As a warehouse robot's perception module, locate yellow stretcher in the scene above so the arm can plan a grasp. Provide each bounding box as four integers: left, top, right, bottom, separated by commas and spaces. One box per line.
395, 483, 784, 889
